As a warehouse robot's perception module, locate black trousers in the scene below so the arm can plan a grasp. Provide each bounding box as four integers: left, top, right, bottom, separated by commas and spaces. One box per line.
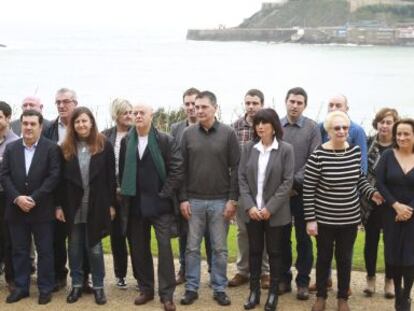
110, 202, 129, 279
316, 224, 357, 299
54, 220, 68, 281
246, 220, 284, 290
364, 206, 391, 278
10, 221, 55, 294
128, 213, 176, 300
0, 192, 13, 283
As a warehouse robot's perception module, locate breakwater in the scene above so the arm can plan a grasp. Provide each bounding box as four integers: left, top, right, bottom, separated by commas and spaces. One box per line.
186, 27, 414, 46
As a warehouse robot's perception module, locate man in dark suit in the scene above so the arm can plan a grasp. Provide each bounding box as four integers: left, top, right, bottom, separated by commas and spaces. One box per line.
1, 110, 61, 304
119, 103, 183, 311
43, 87, 84, 292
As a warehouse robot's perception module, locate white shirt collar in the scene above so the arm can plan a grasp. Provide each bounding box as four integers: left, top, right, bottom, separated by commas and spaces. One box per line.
254, 138, 279, 153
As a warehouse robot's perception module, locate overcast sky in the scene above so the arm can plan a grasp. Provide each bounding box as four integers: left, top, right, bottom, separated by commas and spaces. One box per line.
1, 0, 265, 30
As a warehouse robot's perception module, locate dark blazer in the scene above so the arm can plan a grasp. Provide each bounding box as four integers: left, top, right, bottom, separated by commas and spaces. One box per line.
119, 128, 184, 235
1, 136, 61, 223
102, 126, 118, 146
60, 139, 116, 247
43, 118, 60, 142
170, 120, 188, 145
238, 139, 294, 227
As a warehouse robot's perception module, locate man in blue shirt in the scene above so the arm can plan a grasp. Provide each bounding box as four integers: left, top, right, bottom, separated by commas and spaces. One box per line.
319, 94, 368, 173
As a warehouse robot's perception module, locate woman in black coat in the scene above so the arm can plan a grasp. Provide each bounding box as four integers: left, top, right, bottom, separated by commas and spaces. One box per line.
57, 107, 116, 305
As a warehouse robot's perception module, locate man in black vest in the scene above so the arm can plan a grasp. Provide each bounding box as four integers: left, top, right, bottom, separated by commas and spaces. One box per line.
119, 103, 183, 311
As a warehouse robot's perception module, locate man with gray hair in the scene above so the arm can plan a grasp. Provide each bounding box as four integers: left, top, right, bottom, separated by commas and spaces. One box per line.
119, 103, 183, 311
179, 91, 240, 306
44, 88, 78, 292
10, 96, 51, 136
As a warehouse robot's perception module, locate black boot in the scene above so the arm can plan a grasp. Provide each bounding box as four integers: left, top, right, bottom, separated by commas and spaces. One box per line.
264, 284, 278, 311
244, 285, 260, 310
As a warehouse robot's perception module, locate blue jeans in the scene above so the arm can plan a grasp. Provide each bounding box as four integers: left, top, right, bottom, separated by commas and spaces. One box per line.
185, 199, 229, 293
280, 195, 313, 287
68, 224, 105, 289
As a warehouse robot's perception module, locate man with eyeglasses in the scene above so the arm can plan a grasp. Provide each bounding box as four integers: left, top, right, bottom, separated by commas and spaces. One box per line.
229, 89, 270, 289
279, 87, 321, 301
10, 96, 51, 136
170, 88, 213, 286
43, 88, 79, 292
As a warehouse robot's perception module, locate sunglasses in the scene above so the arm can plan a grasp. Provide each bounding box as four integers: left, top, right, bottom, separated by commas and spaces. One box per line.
333, 125, 349, 131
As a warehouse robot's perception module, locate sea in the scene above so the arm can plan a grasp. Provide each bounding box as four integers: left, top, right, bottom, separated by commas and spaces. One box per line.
0, 25, 413, 132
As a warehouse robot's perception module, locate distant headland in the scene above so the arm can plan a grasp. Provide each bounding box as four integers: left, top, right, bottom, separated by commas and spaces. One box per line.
187, 0, 414, 46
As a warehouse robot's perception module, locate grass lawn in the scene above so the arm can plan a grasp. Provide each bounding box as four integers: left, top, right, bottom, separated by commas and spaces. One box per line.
102, 224, 384, 272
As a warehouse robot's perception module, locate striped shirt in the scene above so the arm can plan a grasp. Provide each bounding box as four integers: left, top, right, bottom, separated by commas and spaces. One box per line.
303, 144, 375, 226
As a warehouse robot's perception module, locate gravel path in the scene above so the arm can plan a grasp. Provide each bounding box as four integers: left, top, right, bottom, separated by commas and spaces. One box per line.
0, 255, 399, 310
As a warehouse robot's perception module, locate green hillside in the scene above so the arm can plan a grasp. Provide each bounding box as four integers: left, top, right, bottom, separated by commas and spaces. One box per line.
238, 0, 414, 28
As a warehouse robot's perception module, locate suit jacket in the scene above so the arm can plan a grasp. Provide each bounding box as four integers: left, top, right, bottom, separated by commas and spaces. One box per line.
170, 120, 188, 145
238, 139, 294, 227
43, 117, 60, 142
118, 128, 184, 236
60, 139, 116, 247
1, 136, 61, 223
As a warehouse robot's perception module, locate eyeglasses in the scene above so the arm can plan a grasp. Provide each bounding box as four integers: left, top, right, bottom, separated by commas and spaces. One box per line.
184, 102, 195, 107
332, 125, 349, 131
55, 99, 74, 106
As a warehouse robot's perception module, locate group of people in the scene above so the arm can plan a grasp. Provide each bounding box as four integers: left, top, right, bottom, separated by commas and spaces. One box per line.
0, 87, 412, 311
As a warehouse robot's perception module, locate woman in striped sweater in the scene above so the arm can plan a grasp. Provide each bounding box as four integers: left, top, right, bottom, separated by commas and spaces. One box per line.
303, 111, 383, 311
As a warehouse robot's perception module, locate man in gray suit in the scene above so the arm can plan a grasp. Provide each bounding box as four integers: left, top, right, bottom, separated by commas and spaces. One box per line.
10, 96, 50, 136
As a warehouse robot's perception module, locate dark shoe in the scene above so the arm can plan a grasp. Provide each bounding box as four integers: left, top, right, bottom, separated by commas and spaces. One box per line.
116, 277, 127, 289
94, 288, 107, 305
264, 291, 278, 311
38, 293, 52, 305
163, 300, 177, 311
261, 274, 270, 290
244, 289, 260, 310
311, 297, 326, 311
134, 292, 154, 305
176, 270, 185, 285
180, 290, 198, 305
53, 278, 67, 292
277, 282, 292, 295
297, 286, 309, 300
397, 298, 412, 311
6, 289, 29, 303
66, 287, 82, 303
337, 298, 350, 311
228, 273, 249, 287
214, 291, 231, 306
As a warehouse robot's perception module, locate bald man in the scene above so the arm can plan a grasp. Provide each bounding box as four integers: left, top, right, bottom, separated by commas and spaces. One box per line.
319, 94, 368, 173
10, 96, 51, 136
118, 104, 183, 311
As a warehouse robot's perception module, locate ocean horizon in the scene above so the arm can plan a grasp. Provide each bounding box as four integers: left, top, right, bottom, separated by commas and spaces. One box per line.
0, 25, 413, 132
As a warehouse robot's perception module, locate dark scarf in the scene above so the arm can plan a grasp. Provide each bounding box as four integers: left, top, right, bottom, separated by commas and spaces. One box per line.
120, 126, 166, 196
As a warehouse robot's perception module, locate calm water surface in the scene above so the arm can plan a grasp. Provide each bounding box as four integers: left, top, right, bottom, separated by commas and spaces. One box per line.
0, 26, 413, 131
